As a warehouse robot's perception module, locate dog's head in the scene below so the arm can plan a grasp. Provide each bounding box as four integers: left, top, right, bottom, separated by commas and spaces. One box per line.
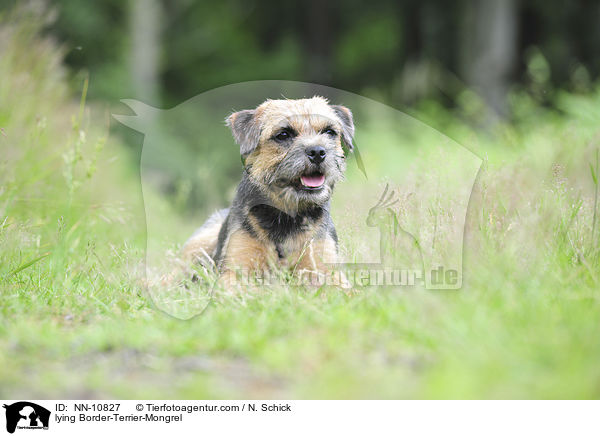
226, 96, 354, 212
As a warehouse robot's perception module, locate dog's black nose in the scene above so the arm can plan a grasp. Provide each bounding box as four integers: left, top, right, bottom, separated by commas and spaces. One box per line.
306, 146, 326, 164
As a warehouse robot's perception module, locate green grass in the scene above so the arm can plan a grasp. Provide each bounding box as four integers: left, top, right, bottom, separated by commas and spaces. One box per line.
1, 11, 600, 399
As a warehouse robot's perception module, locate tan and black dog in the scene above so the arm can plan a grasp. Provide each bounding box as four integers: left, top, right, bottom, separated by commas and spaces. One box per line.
181, 96, 354, 287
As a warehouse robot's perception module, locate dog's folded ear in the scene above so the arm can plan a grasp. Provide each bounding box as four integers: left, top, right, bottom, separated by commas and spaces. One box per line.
331, 105, 355, 153
226, 109, 261, 156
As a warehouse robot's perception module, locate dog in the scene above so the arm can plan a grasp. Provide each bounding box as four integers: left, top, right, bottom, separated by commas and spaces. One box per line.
180, 96, 354, 288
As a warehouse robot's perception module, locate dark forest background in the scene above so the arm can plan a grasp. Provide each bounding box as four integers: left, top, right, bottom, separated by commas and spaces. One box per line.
5, 0, 598, 118
2, 0, 599, 213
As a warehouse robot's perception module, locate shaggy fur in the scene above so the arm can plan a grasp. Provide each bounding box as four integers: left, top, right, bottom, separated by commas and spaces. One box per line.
181, 96, 354, 288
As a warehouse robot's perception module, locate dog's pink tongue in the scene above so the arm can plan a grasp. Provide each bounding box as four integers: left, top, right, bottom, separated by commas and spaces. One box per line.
301, 174, 325, 188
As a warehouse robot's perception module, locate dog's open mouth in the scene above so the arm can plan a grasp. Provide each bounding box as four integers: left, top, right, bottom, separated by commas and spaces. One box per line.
299, 172, 325, 190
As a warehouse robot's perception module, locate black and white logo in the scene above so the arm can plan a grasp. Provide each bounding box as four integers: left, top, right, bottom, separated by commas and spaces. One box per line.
2, 402, 50, 434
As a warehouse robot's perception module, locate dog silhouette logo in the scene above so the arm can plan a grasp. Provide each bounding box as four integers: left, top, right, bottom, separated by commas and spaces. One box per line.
113, 80, 481, 318
2, 402, 50, 433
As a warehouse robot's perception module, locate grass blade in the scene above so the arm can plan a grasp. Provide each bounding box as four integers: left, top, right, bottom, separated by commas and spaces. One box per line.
6, 252, 51, 277
591, 149, 599, 250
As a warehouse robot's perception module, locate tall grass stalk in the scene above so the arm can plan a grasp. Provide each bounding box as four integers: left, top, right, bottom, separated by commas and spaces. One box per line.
591, 148, 599, 251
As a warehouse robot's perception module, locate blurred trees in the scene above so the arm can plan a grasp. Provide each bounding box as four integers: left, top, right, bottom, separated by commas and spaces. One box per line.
1, 0, 598, 213
130, 0, 161, 105
36, 0, 599, 117
461, 0, 518, 119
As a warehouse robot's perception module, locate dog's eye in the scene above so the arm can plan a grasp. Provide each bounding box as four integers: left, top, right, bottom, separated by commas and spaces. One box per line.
274, 130, 294, 141
322, 127, 337, 137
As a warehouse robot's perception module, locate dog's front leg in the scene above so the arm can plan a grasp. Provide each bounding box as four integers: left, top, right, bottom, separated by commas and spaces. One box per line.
219, 230, 275, 291
293, 236, 351, 289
